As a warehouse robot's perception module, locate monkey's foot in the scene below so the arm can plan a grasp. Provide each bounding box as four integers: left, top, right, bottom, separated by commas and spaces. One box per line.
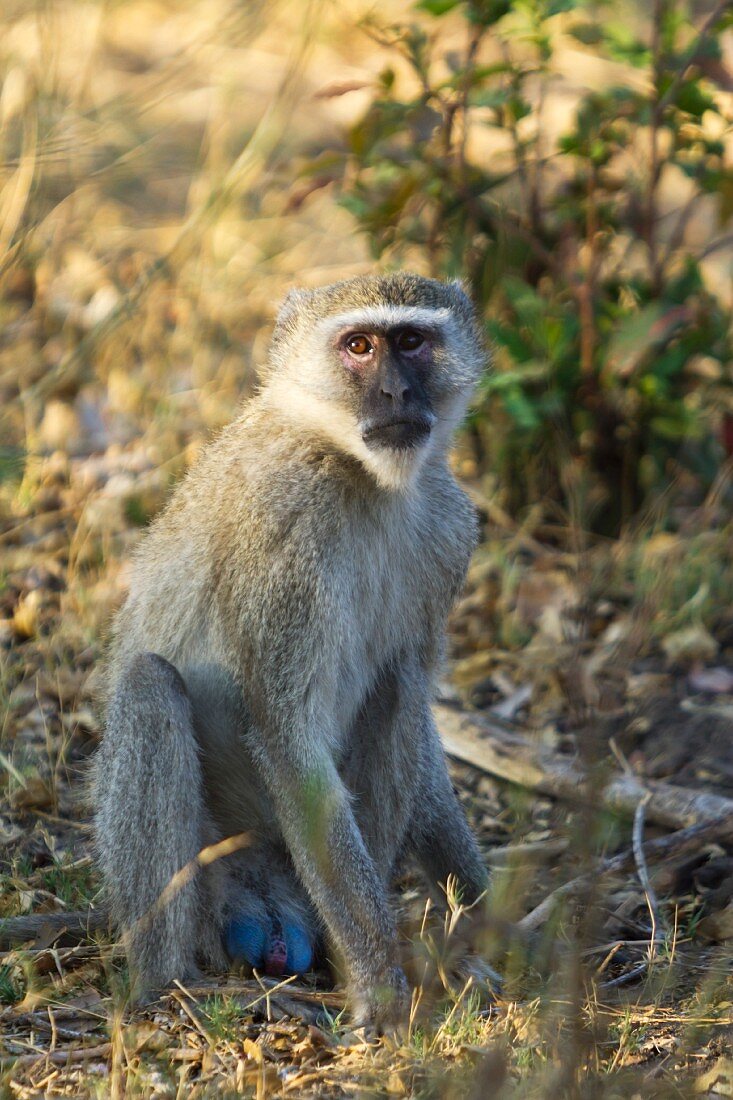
225, 911, 314, 978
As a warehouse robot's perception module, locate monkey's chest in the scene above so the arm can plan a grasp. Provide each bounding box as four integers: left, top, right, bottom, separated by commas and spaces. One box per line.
333, 519, 460, 727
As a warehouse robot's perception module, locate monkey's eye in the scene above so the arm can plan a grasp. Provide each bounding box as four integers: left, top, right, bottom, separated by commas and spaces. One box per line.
396, 329, 424, 352
345, 334, 374, 356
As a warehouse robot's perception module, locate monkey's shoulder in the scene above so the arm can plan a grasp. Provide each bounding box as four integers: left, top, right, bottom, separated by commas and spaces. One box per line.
416, 466, 478, 560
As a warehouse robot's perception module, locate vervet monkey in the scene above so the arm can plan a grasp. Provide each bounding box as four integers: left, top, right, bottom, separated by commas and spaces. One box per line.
91, 273, 489, 1031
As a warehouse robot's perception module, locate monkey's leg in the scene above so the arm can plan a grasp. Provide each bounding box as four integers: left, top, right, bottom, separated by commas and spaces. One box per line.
245, 734, 408, 1031
343, 661, 486, 897
411, 713, 488, 904
344, 671, 497, 997
342, 661, 431, 878
94, 652, 224, 996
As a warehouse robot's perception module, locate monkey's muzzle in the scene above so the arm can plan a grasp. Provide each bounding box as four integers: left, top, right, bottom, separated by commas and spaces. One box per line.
361, 414, 435, 450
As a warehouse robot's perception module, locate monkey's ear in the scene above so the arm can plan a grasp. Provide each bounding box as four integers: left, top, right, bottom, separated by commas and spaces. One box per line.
449, 279, 471, 301
276, 287, 313, 323
449, 278, 473, 306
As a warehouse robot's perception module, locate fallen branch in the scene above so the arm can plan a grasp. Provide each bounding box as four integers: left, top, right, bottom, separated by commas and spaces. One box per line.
632, 793, 664, 959
485, 839, 569, 866
181, 977, 345, 1009
436, 701, 733, 840
2, 1043, 112, 1070
0, 911, 109, 950
517, 817, 727, 935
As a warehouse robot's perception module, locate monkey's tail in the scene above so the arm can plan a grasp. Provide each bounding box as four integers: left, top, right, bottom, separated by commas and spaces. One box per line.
0, 909, 110, 949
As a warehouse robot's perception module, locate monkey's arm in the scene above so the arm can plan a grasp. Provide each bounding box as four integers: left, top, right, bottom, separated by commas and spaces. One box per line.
249, 727, 408, 1029
346, 658, 488, 903
236, 560, 407, 1029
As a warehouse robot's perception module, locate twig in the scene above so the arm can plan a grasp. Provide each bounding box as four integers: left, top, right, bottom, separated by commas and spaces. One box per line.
485, 838, 569, 866
436, 701, 733, 840
601, 962, 649, 990
171, 983, 216, 1046
0, 943, 123, 968
699, 231, 733, 262
0, 910, 110, 949
517, 817, 726, 935
3, 1043, 112, 1069
178, 977, 344, 1009
646, 0, 664, 293
632, 793, 664, 963
658, 0, 731, 111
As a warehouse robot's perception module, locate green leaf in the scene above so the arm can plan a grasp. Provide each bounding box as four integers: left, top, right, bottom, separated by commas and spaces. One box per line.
468, 0, 512, 26
470, 87, 511, 109
650, 414, 702, 442
416, 0, 462, 15
485, 319, 535, 363
665, 259, 703, 303
544, 0, 578, 14
569, 23, 603, 45
501, 275, 545, 325
482, 361, 548, 391
501, 386, 541, 430
604, 304, 665, 376
650, 344, 687, 380
507, 94, 531, 122
462, 62, 512, 83
672, 81, 716, 119
602, 23, 650, 67
0, 447, 25, 483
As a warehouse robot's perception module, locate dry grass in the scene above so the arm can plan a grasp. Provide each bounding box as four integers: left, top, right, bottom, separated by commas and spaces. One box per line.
1, 1, 733, 1096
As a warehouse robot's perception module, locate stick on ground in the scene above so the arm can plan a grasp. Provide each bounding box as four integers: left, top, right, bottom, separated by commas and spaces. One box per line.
435, 701, 733, 840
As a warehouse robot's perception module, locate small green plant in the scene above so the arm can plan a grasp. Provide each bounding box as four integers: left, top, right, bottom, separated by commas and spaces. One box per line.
0, 962, 21, 1005
434, 987, 488, 1047
331, 0, 733, 532
41, 859, 98, 909
200, 994, 248, 1043
320, 1003, 348, 1034
607, 1011, 648, 1068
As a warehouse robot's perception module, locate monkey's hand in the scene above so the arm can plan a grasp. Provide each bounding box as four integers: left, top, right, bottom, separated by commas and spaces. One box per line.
350, 965, 410, 1037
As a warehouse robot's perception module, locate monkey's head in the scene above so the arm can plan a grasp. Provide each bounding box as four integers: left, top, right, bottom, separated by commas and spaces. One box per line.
263, 273, 486, 491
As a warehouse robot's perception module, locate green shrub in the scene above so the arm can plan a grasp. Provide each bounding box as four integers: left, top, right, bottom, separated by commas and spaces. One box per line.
332, 0, 733, 532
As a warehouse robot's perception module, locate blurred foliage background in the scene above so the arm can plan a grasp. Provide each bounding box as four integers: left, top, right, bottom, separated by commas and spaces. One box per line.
1, 2, 733, 1095
1, 0, 731, 536
331, 0, 733, 532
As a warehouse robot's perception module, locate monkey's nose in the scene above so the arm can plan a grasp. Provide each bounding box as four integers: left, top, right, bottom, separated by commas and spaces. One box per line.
380, 382, 411, 402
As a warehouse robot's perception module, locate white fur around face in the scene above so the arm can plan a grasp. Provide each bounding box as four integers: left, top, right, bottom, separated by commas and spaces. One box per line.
315, 305, 453, 342
262, 297, 480, 492
262, 377, 434, 492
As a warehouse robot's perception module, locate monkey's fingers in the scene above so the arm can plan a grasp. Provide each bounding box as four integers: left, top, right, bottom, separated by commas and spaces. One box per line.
350, 965, 410, 1038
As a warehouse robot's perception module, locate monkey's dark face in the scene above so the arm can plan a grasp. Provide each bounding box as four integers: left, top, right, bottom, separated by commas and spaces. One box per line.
267, 277, 486, 490
337, 327, 437, 452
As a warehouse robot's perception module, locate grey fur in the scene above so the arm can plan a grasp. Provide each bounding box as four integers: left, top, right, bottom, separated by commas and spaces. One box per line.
92, 272, 489, 1030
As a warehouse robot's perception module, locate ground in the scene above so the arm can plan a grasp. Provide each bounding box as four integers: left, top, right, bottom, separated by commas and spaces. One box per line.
1, 440, 732, 1097
1, 0, 732, 1094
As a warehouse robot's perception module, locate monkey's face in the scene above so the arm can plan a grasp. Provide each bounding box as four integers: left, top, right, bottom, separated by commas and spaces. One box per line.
266, 275, 487, 490
337, 326, 437, 453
